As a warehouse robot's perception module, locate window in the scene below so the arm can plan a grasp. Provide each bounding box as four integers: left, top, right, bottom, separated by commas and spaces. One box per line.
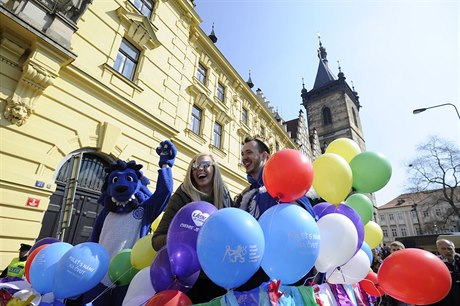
242, 108, 248, 125
275, 142, 280, 152
411, 210, 417, 218
391, 227, 398, 237
190, 105, 202, 134
380, 214, 386, 222
213, 122, 222, 148
133, 0, 153, 17
322, 107, 332, 125
435, 208, 442, 217
217, 83, 225, 102
113, 39, 140, 80
397, 213, 403, 220
389, 213, 394, 221
352, 108, 358, 126
423, 210, 429, 218
416, 227, 422, 235
400, 227, 407, 236
197, 63, 207, 84
383, 229, 388, 238
260, 126, 265, 137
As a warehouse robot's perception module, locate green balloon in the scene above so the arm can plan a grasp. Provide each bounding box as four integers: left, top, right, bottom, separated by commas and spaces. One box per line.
108, 249, 139, 286
350, 151, 392, 193
345, 193, 373, 224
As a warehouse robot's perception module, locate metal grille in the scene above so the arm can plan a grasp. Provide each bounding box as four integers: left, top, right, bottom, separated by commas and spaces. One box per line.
56, 154, 107, 192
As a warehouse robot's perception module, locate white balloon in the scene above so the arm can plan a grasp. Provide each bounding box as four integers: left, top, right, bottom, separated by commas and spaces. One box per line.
122, 267, 155, 306
314, 213, 358, 272
325, 249, 371, 284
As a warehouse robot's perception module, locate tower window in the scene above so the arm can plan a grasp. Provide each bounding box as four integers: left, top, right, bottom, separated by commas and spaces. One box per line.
352, 108, 358, 126
322, 107, 332, 125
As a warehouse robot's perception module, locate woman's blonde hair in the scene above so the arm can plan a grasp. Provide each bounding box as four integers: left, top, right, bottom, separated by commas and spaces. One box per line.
182, 153, 228, 209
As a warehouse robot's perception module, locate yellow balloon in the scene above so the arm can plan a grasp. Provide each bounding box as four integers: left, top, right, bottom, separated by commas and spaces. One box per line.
151, 211, 164, 232
131, 234, 156, 269
364, 221, 383, 249
325, 138, 361, 163
312, 153, 352, 204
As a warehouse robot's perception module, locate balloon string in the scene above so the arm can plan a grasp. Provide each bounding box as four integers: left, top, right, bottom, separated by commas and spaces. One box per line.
90, 266, 135, 304
301, 271, 321, 287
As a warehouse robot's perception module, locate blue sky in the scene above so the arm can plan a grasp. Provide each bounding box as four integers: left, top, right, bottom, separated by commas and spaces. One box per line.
195, 0, 459, 206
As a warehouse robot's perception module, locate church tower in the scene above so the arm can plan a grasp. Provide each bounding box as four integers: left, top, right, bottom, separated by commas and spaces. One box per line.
301, 37, 365, 153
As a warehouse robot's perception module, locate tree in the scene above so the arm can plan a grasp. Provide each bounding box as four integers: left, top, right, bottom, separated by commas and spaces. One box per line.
406, 136, 460, 221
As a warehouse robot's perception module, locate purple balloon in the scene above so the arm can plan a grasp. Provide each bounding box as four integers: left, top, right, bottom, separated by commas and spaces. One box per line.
150, 247, 199, 293
167, 201, 217, 277
29, 237, 60, 254
321, 203, 364, 253
312, 202, 333, 218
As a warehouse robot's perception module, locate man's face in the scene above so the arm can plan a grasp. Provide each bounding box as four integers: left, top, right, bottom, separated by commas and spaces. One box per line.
241, 140, 267, 179
437, 240, 455, 261
390, 245, 402, 254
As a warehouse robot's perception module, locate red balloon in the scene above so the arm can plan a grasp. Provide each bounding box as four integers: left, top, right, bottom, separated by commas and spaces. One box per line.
378, 249, 451, 305
146, 290, 192, 306
263, 149, 314, 202
24, 244, 49, 282
359, 271, 385, 297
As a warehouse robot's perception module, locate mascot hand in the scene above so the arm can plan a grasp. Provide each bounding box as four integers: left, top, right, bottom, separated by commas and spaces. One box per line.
157, 140, 177, 167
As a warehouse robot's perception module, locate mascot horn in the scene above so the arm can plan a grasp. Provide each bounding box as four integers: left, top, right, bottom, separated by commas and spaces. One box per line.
82, 140, 176, 306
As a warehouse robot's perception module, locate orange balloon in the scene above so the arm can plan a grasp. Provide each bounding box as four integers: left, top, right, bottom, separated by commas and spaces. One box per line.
359, 271, 385, 297
263, 149, 314, 202
378, 249, 451, 305
146, 290, 192, 306
24, 244, 49, 282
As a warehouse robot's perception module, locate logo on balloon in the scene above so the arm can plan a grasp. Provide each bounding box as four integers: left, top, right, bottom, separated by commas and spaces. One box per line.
191, 210, 209, 227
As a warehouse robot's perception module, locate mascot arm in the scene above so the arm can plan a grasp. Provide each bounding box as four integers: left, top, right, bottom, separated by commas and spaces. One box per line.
89, 208, 109, 242
143, 167, 174, 224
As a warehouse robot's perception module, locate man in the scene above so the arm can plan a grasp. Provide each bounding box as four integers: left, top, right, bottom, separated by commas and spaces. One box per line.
235, 136, 316, 219
389, 241, 405, 254
0, 243, 31, 279
430, 239, 460, 306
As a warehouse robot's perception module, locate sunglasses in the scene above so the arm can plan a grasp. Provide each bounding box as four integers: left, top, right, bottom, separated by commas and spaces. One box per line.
192, 161, 212, 171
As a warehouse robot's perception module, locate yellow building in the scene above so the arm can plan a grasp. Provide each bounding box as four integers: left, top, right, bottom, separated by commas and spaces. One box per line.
0, 0, 320, 267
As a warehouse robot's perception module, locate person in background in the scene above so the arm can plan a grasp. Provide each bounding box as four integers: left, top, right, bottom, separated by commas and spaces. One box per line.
381, 241, 409, 306
0, 243, 31, 280
389, 241, 405, 254
152, 152, 233, 303
429, 239, 460, 306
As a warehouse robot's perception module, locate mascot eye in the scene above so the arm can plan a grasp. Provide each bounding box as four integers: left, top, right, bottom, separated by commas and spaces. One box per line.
112, 176, 118, 183
127, 175, 134, 182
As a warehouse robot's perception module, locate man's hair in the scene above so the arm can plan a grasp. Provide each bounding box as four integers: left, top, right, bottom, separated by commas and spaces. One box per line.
244, 136, 270, 155
390, 241, 405, 249
437, 239, 455, 249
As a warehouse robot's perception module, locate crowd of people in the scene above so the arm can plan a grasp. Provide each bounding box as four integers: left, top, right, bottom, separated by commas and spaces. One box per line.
1, 135, 459, 306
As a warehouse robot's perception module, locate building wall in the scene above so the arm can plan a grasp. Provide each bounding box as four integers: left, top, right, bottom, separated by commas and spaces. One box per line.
0, 0, 299, 266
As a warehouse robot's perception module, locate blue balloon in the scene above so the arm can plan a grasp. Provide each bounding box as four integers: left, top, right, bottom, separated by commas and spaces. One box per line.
259, 204, 320, 284
361, 241, 373, 263
196, 208, 265, 289
52, 242, 110, 299
29, 242, 73, 294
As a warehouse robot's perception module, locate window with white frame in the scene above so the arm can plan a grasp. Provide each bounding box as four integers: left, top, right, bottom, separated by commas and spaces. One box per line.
397, 213, 403, 220
391, 227, 398, 237
190, 105, 202, 134
113, 39, 140, 80
435, 208, 442, 217
133, 0, 154, 17
423, 210, 429, 218
217, 83, 225, 102
242, 108, 248, 125
389, 213, 394, 221
383, 229, 388, 238
260, 126, 265, 137
380, 214, 386, 222
213, 122, 222, 148
197, 63, 207, 84
400, 227, 407, 236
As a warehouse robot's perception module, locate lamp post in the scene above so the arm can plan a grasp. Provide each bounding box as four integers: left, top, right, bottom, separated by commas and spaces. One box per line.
413, 103, 460, 120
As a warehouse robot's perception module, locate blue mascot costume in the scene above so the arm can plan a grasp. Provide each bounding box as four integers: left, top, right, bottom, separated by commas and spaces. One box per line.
82, 140, 176, 306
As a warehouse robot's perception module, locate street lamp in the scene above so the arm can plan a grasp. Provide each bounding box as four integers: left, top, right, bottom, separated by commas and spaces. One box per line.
413, 103, 460, 120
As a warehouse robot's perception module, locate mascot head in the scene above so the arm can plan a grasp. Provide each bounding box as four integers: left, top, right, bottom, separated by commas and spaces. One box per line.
99, 160, 152, 213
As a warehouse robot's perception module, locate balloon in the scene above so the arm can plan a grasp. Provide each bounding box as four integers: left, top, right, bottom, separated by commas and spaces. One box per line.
312, 202, 333, 218
378, 249, 451, 305
350, 151, 392, 193
150, 247, 199, 293
151, 211, 164, 232
123, 267, 156, 306
53, 242, 110, 299
108, 249, 139, 286
29, 237, 60, 254
321, 203, 364, 253
360, 242, 373, 264
314, 213, 358, 273
345, 193, 373, 225
325, 138, 361, 163
364, 221, 383, 249
259, 204, 320, 284
167, 201, 217, 277
263, 149, 314, 202
325, 249, 370, 284
146, 290, 192, 306
312, 153, 352, 204
24, 244, 49, 282
131, 234, 156, 270
197, 208, 265, 289
359, 271, 384, 297
29, 242, 72, 294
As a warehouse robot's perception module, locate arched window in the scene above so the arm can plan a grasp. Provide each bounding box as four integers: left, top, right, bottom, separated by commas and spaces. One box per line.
322, 107, 332, 125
